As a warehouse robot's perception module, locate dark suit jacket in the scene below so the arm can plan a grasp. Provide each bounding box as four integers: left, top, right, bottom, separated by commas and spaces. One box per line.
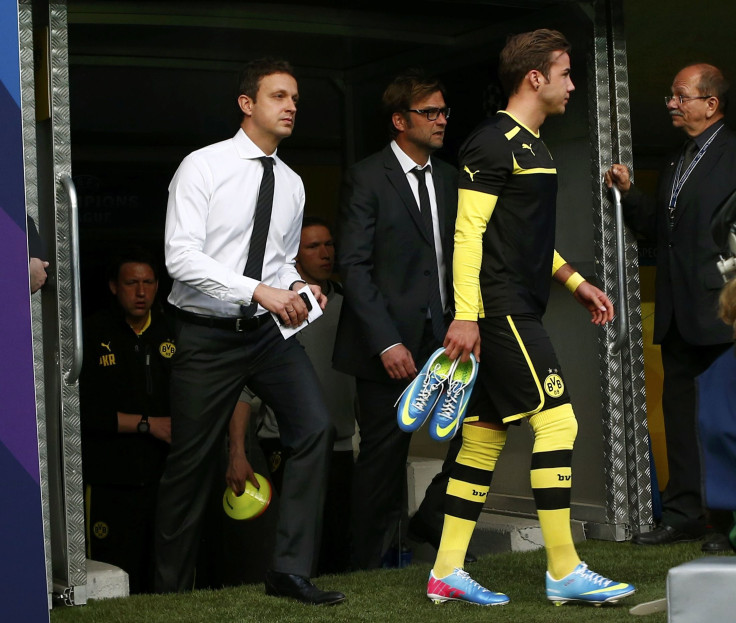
622, 123, 736, 346
333, 144, 457, 381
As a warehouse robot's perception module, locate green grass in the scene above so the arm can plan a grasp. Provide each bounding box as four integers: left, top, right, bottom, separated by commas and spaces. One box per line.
50, 540, 720, 623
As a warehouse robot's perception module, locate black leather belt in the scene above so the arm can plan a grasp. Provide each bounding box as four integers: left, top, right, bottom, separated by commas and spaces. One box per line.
174, 307, 271, 332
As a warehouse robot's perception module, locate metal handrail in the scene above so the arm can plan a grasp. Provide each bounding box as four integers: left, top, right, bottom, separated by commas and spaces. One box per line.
61, 174, 83, 384
608, 185, 629, 355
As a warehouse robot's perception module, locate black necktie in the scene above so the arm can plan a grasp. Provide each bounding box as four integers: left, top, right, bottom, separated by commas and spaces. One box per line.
681, 139, 698, 173
411, 167, 446, 343
241, 156, 275, 317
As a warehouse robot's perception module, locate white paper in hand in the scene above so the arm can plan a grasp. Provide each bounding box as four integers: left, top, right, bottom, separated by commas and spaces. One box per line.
271, 284, 323, 339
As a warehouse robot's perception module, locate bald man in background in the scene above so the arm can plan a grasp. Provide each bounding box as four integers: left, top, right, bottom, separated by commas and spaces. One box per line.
606, 63, 736, 551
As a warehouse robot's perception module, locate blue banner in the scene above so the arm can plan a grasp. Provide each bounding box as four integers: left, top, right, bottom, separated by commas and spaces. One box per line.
0, 0, 51, 620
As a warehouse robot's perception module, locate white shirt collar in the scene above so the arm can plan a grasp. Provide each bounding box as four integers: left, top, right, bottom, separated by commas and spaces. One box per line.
390, 140, 432, 175
234, 127, 279, 161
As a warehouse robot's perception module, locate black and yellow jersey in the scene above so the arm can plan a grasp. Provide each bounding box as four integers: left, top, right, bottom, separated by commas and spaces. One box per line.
454, 111, 558, 320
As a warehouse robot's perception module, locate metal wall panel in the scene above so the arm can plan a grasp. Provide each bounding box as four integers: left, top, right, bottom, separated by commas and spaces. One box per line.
25, 0, 87, 604
587, 0, 652, 538
18, 0, 54, 606
50, 0, 87, 596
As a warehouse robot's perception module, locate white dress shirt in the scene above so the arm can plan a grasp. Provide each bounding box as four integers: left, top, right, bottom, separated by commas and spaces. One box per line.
390, 140, 449, 312
166, 129, 304, 317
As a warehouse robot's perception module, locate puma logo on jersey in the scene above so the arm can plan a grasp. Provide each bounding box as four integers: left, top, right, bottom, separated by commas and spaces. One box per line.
101, 342, 111, 352
522, 143, 535, 156
463, 165, 479, 181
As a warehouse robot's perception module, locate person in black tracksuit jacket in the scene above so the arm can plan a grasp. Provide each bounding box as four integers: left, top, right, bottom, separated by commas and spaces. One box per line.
80, 247, 175, 593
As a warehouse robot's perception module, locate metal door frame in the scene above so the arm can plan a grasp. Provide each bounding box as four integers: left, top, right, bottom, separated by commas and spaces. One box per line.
587, 0, 651, 539
21, 0, 87, 605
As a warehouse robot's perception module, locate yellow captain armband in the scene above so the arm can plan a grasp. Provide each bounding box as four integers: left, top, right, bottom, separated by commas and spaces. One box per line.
564, 272, 586, 293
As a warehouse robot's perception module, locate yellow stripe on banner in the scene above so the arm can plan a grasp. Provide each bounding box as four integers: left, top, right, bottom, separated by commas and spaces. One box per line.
530, 466, 572, 489
447, 478, 490, 502
502, 316, 545, 421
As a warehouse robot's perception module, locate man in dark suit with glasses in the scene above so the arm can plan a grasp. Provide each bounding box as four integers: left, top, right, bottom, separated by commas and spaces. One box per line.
606, 63, 736, 551
334, 68, 464, 570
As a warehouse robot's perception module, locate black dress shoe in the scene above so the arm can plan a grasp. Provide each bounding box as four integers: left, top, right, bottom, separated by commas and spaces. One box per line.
701, 532, 732, 553
631, 524, 700, 546
264, 570, 345, 605
408, 516, 478, 564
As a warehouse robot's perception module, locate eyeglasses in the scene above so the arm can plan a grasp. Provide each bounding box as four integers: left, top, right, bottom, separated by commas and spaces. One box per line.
406, 107, 451, 121
664, 94, 712, 105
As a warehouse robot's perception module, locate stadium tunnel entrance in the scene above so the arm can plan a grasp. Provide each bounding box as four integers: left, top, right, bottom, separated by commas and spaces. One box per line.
15, 0, 650, 608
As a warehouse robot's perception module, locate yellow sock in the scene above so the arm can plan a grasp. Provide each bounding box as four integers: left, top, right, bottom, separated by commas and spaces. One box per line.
433, 424, 506, 577
529, 405, 581, 580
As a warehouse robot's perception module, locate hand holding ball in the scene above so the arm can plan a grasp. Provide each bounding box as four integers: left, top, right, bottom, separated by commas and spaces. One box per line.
223, 473, 272, 520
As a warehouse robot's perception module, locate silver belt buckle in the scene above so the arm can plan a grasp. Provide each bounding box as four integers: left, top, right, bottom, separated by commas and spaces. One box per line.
235, 317, 245, 332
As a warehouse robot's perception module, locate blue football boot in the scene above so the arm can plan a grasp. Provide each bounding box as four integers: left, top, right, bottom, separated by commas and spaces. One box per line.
428, 354, 478, 441
546, 562, 635, 606
427, 568, 509, 606
396, 347, 453, 433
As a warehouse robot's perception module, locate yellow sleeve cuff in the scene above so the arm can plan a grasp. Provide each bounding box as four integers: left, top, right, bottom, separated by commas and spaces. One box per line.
454, 312, 479, 321
552, 250, 566, 276
565, 272, 586, 293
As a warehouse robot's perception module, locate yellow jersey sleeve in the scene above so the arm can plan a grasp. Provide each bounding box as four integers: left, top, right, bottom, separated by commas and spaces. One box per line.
551, 249, 567, 276
454, 188, 498, 320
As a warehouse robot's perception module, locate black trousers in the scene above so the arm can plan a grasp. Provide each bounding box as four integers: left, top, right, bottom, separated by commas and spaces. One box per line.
154, 320, 332, 592
659, 321, 730, 534
86, 483, 158, 594
350, 322, 460, 570
259, 439, 353, 575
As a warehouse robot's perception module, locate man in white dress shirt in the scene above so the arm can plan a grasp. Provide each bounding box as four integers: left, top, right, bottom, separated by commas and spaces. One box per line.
154, 58, 344, 605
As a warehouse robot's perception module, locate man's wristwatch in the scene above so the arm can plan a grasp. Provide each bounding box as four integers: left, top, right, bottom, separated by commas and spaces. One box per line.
137, 415, 150, 434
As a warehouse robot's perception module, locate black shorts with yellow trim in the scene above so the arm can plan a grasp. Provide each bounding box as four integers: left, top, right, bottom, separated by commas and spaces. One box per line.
468, 314, 570, 426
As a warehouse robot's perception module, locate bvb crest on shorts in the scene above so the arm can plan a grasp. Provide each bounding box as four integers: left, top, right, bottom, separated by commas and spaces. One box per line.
543, 371, 564, 398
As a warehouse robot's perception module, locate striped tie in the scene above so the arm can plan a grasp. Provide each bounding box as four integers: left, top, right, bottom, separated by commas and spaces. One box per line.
241, 156, 275, 317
